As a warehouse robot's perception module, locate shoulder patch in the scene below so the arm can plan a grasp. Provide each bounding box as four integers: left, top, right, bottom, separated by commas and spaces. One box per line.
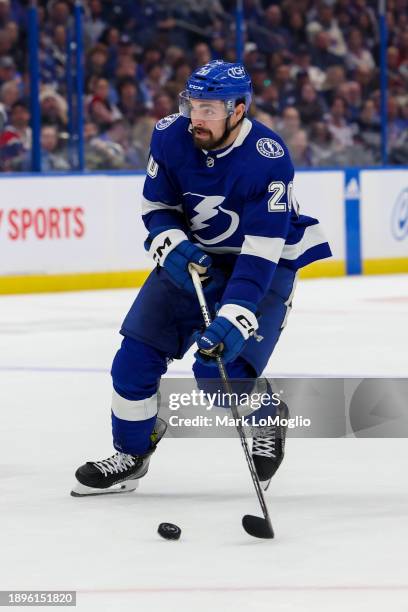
256, 138, 284, 159
155, 113, 180, 131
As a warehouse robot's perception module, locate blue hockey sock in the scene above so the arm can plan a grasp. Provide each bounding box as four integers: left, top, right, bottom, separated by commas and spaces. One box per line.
111, 411, 157, 456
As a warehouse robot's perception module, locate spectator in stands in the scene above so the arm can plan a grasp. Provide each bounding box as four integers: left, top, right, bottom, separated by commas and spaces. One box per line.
86, 44, 109, 80
139, 62, 167, 108
84, 120, 106, 169
3, 19, 23, 67
309, 121, 338, 167
255, 5, 291, 54
356, 9, 378, 52
193, 42, 212, 67
40, 87, 68, 132
114, 55, 138, 82
325, 96, 354, 153
37, 125, 69, 171
0, 55, 20, 89
321, 65, 347, 106
46, 0, 72, 34
389, 101, 408, 164
252, 106, 275, 129
354, 64, 376, 99
96, 118, 144, 169
355, 98, 381, 159
287, 129, 313, 167
211, 32, 228, 60
274, 63, 297, 110
275, 106, 302, 143
0, 79, 19, 129
83, 0, 106, 45
310, 30, 343, 70
387, 46, 407, 93
0, 99, 30, 171
47, 24, 68, 87
130, 112, 156, 167
256, 83, 280, 118
84, 119, 126, 169
287, 10, 307, 52
116, 77, 146, 126
151, 92, 175, 120
307, 3, 347, 58
291, 45, 326, 91
163, 59, 192, 99
137, 47, 163, 81
297, 82, 326, 124
87, 76, 122, 131
345, 28, 376, 73
250, 61, 270, 98
336, 81, 363, 122
388, 96, 408, 148
163, 45, 187, 79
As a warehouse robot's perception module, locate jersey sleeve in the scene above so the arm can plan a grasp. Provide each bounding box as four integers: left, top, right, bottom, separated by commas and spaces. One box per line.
221, 149, 294, 307
141, 124, 188, 236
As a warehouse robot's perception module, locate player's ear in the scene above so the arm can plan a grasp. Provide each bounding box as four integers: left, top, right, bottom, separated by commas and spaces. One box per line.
234, 102, 246, 123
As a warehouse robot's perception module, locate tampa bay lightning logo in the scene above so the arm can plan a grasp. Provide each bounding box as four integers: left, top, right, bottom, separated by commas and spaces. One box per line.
155, 113, 180, 131
391, 187, 408, 241
183, 192, 239, 245
256, 138, 284, 159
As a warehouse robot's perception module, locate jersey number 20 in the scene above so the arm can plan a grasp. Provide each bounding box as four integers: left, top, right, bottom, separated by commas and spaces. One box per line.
268, 181, 294, 212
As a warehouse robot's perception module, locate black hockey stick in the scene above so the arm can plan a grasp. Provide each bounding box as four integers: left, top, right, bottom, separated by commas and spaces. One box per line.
189, 266, 274, 539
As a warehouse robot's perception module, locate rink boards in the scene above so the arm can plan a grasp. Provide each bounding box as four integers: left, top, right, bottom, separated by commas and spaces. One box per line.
0, 168, 407, 294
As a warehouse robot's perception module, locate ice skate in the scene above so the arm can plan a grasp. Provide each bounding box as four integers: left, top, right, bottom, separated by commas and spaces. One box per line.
252, 402, 288, 491
71, 418, 167, 497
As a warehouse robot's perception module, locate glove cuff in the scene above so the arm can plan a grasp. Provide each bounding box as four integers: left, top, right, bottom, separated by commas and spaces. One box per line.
217, 303, 259, 340
148, 229, 188, 266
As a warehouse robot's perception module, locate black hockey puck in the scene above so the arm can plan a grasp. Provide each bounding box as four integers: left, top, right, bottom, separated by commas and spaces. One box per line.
157, 522, 181, 540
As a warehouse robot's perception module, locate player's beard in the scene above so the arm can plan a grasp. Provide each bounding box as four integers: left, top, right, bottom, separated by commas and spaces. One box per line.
192, 118, 236, 151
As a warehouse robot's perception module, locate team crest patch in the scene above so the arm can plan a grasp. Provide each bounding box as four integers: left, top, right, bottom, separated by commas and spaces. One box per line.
155, 113, 180, 131
256, 138, 284, 159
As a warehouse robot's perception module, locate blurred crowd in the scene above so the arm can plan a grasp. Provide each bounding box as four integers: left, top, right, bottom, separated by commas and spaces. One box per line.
0, 0, 407, 172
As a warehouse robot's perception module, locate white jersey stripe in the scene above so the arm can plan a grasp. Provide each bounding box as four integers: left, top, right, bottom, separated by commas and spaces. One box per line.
141, 196, 183, 216
282, 223, 327, 261
241, 235, 285, 263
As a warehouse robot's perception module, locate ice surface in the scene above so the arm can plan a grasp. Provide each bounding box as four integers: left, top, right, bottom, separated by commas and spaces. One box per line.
1, 274, 407, 611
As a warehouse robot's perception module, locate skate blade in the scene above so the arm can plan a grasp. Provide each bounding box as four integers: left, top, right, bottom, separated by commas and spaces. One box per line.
70, 479, 139, 497
261, 478, 272, 491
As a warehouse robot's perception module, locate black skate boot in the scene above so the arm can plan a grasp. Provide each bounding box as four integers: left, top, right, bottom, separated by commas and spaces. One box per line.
252, 402, 288, 491
71, 417, 167, 497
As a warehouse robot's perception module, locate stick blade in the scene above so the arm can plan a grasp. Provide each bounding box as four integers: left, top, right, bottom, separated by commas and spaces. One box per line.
242, 515, 274, 539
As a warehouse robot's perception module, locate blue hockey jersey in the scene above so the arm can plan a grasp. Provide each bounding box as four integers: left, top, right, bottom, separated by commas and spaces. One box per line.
141, 113, 331, 306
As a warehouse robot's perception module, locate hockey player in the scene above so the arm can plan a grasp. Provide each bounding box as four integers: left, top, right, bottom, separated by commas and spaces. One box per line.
72, 61, 331, 497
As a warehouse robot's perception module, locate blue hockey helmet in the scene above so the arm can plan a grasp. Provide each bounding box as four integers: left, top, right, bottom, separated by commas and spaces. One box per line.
179, 60, 252, 119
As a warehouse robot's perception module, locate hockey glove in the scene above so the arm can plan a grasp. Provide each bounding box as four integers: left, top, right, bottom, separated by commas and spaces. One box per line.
194, 301, 259, 365
145, 228, 212, 293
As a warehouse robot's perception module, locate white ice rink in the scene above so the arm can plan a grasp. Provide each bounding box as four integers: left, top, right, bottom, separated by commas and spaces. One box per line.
1, 274, 408, 611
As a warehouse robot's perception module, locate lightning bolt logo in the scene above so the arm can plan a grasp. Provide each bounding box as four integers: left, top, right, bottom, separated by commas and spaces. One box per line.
184, 192, 240, 245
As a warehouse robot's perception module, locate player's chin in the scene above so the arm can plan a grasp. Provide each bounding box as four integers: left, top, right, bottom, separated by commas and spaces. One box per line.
192, 131, 213, 148
193, 137, 213, 149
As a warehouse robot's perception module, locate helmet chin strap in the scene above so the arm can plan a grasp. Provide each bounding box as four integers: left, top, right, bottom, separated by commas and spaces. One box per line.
208, 113, 245, 150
